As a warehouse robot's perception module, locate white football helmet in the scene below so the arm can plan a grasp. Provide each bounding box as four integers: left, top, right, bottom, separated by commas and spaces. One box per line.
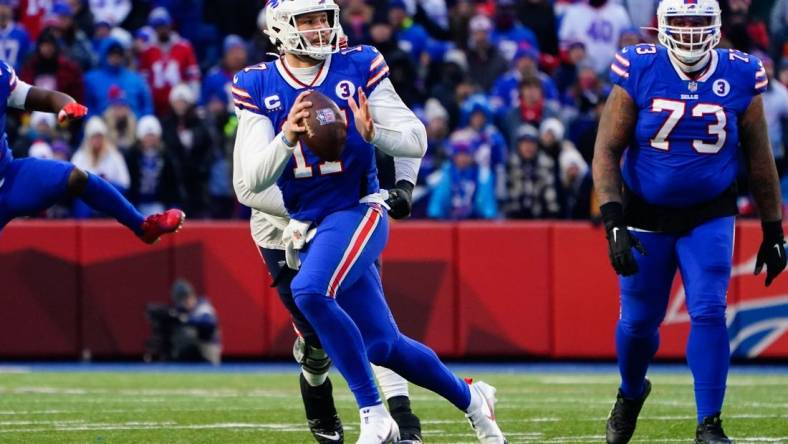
657, 0, 721, 64
265, 0, 342, 60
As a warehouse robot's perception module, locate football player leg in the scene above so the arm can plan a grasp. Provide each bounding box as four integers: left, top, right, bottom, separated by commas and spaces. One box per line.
676, 216, 734, 444
608, 229, 677, 444
66, 167, 184, 243
0, 157, 183, 242
260, 246, 344, 444
341, 265, 505, 444
372, 365, 422, 443
291, 204, 399, 443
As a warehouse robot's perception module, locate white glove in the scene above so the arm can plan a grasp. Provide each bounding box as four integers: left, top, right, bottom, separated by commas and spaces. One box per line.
283, 218, 315, 270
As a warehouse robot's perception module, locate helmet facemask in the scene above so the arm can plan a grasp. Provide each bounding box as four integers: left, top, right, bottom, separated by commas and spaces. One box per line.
657, 1, 721, 65
266, 2, 342, 61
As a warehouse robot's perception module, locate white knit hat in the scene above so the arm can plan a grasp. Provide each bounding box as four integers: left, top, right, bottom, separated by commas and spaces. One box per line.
30, 111, 56, 130
136, 115, 162, 139
424, 98, 449, 122
28, 140, 53, 159
169, 83, 196, 106
539, 118, 565, 141
84, 116, 108, 138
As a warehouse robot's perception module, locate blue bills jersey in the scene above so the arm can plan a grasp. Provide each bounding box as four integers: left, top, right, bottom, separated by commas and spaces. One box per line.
0, 62, 21, 175
232, 45, 390, 223
610, 44, 767, 207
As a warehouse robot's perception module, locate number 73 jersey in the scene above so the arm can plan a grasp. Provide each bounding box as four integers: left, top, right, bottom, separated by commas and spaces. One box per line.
610, 44, 767, 207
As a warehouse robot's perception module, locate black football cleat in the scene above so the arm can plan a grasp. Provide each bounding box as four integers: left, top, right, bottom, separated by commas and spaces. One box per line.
300, 374, 344, 443
695, 413, 733, 444
388, 395, 423, 443
308, 415, 344, 443
606, 378, 652, 444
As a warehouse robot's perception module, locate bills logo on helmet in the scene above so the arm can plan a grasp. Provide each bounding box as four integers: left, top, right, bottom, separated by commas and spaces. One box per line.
268, 0, 280, 8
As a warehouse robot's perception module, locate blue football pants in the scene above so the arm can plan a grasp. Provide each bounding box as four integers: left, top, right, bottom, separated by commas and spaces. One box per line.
616, 216, 734, 422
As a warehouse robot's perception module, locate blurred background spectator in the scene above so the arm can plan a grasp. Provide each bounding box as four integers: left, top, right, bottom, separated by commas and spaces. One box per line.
0, 0, 31, 71
145, 278, 221, 365
428, 129, 497, 220
84, 37, 152, 117
126, 114, 182, 215
71, 115, 131, 218
0, 0, 782, 223
503, 124, 561, 219
162, 83, 211, 218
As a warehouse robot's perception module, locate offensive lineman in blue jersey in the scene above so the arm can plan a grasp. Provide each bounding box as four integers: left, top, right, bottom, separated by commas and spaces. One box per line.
0, 62, 184, 242
592, 1, 786, 443
233, 1, 506, 443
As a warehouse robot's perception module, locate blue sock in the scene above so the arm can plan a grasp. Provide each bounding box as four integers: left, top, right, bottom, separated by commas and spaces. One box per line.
383, 335, 471, 410
294, 292, 381, 408
687, 315, 729, 423
80, 173, 145, 234
616, 321, 659, 398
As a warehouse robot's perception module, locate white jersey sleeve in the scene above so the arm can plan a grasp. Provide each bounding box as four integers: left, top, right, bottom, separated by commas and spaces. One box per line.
234, 108, 295, 193
368, 78, 427, 158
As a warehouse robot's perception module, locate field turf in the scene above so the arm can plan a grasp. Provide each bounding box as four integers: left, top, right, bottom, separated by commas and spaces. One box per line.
0, 364, 785, 443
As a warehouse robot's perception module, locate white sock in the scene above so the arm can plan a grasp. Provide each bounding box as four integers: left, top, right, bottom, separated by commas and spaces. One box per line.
302, 368, 328, 387
372, 365, 409, 400
360, 402, 388, 418
465, 383, 481, 413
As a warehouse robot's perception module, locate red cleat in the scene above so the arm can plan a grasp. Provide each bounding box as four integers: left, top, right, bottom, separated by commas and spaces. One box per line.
138, 209, 185, 244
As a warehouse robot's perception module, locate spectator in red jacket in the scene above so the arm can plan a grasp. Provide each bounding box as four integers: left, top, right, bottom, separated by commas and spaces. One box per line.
137, 7, 200, 116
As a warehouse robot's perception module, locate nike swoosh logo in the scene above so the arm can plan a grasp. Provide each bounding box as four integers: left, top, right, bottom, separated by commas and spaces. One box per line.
612, 227, 619, 243
775, 244, 783, 258
314, 431, 341, 441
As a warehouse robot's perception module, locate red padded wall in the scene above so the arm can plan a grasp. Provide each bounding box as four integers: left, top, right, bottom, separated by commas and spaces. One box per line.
382, 222, 457, 356
457, 222, 552, 356
79, 221, 174, 357
0, 221, 80, 357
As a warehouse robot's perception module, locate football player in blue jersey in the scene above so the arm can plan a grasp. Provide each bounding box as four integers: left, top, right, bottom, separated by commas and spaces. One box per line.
233, 1, 506, 443
0, 63, 184, 241
592, 1, 786, 443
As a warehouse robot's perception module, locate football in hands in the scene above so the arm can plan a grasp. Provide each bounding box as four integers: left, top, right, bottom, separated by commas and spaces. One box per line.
300, 91, 347, 162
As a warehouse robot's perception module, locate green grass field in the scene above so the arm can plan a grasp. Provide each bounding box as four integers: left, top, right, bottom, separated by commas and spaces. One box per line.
0, 367, 785, 443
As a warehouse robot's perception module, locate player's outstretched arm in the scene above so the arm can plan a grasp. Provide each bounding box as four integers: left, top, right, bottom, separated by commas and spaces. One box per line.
24, 86, 87, 123
740, 94, 787, 286
592, 85, 645, 276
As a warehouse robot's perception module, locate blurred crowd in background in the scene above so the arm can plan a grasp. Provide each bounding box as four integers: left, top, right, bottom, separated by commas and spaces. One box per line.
4, 0, 788, 221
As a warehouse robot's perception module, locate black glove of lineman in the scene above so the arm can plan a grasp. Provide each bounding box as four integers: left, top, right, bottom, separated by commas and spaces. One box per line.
386, 180, 414, 220
754, 220, 787, 287
600, 202, 647, 276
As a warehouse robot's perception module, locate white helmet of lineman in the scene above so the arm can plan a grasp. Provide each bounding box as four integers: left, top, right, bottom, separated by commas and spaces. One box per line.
265, 0, 342, 60
657, 0, 721, 64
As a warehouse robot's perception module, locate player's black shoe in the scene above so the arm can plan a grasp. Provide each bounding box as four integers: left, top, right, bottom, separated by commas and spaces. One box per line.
307, 415, 344, 443
388, 395, 423, 443
606, 378, 652, 444
695, 413, 733, 444
300, 374, 344, 443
